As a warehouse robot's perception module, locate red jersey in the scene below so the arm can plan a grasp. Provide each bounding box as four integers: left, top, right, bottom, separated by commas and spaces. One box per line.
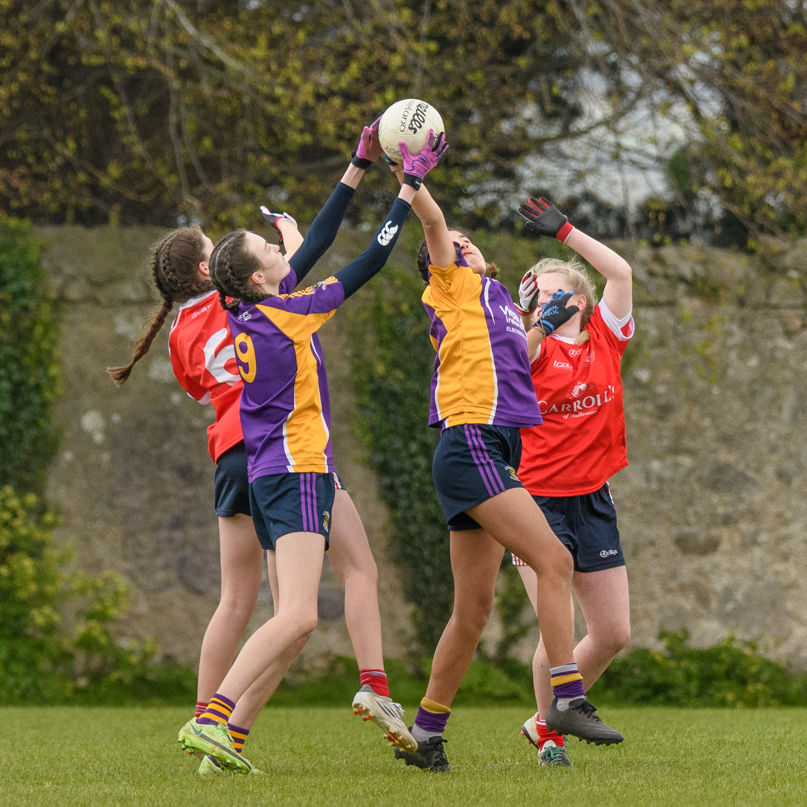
168, 290, 243, 463
518, 302, 634, 496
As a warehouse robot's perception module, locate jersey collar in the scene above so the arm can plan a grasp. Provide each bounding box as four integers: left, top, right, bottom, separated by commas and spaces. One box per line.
177, 289, 218, 311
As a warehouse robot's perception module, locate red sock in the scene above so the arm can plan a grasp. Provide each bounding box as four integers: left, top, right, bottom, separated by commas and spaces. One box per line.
359, 669, 390, 698
536, 715, 565, 748
195, 701, 208, 718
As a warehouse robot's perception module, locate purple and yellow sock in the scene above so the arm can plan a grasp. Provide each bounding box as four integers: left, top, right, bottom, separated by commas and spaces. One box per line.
197, 694, 235, 727
228, 722, 250, 753
411, 697, 450, 742
550, 663, 585, 701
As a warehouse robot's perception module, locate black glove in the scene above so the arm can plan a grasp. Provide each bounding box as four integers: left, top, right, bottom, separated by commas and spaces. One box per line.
536, 290, 579, 335
518, 196, 575, 243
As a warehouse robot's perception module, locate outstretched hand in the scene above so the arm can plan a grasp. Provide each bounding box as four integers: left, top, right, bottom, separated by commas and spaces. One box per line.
399, 130, 448, 189
537, 290, 579, 335
518, 196, 575, 243
260, 206, 298, 244
515, 269, 539, 315
352, 116, 383, 168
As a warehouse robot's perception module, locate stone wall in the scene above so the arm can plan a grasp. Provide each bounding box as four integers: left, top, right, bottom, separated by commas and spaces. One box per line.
39, 226, 807, 670
39, 225, 413, 673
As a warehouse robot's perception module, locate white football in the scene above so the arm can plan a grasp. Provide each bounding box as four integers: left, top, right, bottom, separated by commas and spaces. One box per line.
378, 99, 445, 163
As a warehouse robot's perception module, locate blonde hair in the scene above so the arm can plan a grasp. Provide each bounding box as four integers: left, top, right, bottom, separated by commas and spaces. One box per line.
527, 257, 596, 344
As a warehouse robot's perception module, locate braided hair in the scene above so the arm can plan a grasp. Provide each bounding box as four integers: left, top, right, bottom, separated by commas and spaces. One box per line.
208, 230, 265, 311
106, 226, 212, 386
416, 237, 499, 284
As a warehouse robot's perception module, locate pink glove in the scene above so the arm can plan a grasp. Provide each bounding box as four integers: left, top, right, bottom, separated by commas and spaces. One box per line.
351, 116, 383, 168
399, 130, 449, 189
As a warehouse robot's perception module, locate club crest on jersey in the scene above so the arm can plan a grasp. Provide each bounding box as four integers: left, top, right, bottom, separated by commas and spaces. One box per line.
377, 221, 398, 246
322, 510, 330, 533
570, 381, 592, 399
505, 465, 519, 482
237, 311, 252, 321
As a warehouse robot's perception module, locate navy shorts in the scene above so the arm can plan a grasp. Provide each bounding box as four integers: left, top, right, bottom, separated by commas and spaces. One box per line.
214, 442, 251, 518
249, 472, 336, 550
511, 483, 625, 573
433, 424, 524, 531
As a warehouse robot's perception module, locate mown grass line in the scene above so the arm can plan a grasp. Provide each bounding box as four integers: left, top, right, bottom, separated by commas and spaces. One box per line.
3, 706, 805, 806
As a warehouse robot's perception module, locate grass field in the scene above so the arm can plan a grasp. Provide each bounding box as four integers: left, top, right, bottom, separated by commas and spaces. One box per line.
4, 706, 805, 806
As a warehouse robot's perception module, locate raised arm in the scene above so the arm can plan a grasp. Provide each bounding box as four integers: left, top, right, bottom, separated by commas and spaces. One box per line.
518, 196, 633, 319
289, 118, 384, 285
260, 208, 303, 260
336, 134, 447, 298
395, 132, 454, 269
335, 184, 416, 299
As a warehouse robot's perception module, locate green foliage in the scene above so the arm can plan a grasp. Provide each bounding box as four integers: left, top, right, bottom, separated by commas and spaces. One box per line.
0, 217, 60, 495
0, 485, 159, 704
592, 631, 807, 708
0, 0, 591, 228
0, 217, 176, 704
3, 1, 806, 243
261, 630, 807, 709
590, 0, 807, 238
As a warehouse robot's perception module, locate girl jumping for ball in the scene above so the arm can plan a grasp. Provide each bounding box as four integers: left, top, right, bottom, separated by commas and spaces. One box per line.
109, 121, 423, 772
509, 196, 634, 767
175, 128, 447, 773
386, 151, 622, 773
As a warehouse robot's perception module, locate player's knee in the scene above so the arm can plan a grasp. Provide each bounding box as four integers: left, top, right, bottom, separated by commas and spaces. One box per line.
216, 598, 256, 629
454, 592, 494, 635
359, 558, 379, 587
611, 623, 631, 653
288, 611, 318, 640
596, 623, 630, 656
535, 544, 573, 581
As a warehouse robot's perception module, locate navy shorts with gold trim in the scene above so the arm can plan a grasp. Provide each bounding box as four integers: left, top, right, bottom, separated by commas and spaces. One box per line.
432, 424, 524, 531
511, 483, 625, 573
249, 472, 335, 550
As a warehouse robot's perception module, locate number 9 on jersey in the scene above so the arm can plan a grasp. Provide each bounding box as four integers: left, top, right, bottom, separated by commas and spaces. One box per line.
234, 333, 257, 383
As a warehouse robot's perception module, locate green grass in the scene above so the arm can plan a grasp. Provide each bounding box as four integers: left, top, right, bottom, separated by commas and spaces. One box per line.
4, 706, 805, 806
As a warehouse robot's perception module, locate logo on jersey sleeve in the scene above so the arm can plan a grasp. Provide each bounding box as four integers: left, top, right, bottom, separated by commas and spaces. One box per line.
203, 328, 239, 385
377, 221, 399, 246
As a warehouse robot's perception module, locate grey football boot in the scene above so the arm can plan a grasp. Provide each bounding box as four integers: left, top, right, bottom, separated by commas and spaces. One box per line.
544, 697, 623, 745
394, 732, 450, 772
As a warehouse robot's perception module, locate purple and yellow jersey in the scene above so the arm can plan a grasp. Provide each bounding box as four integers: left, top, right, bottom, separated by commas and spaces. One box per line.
228, 269, 344, 481
422, 262, 542, 430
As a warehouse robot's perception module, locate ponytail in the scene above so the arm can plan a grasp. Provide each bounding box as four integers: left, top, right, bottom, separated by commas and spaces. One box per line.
107, 299, 174, 386
107, 227, 209, 385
